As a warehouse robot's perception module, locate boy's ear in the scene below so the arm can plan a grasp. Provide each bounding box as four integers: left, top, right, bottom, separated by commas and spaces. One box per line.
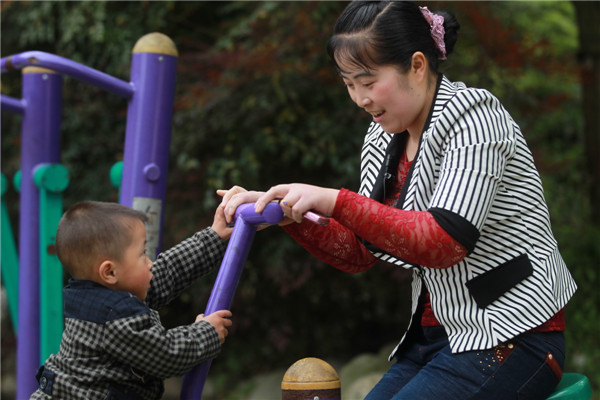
98, 260, 118, 285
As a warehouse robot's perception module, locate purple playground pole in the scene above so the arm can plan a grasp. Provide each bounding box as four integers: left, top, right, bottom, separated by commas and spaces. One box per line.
180, 203, 284, 400
120, 33, 178, 259
16, 67, 62, 398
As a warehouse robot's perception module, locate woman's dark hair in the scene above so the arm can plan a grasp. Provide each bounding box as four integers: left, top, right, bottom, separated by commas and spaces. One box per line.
327, 1, 460, 74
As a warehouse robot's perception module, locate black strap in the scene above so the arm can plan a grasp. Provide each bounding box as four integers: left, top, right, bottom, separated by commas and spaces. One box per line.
105, 383, 144, 400
35, 365, 55, 395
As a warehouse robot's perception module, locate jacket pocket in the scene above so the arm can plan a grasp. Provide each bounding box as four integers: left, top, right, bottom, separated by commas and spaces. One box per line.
466, 254, 533, 308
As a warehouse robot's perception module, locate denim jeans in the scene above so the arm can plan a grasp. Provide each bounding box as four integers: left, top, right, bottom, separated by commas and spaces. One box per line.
365, 325, 564, 400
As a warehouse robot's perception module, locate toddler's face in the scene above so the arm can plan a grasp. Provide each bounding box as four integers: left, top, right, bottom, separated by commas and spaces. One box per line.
113, 219, 153, 300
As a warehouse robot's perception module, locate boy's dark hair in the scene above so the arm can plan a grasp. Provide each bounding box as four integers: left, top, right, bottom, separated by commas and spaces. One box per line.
56, 201, 148, 279
327, 1, 460, 74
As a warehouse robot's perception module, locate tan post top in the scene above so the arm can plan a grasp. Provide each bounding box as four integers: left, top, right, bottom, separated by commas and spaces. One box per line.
132, 32, 178, 57
281, 357, 341, 391
22, 67, 57, 74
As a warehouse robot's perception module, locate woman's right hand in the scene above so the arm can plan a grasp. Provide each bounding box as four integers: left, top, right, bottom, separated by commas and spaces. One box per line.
253, 183, 339, 223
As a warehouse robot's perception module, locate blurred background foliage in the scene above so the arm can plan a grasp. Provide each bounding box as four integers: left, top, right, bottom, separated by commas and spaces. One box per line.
1, 1, 598, 398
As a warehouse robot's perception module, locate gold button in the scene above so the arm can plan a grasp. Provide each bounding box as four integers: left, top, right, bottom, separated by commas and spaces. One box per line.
508, 343, 514, 349
549, 354, 553, 359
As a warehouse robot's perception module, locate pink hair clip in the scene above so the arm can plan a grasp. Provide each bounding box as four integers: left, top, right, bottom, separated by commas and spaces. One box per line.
420, 6, 447, 60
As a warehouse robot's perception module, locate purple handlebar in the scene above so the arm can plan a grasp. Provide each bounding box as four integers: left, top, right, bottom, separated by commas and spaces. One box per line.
1, 51, 134, 99
233, 202, 284, 226
0, 94, 26, 114
180, 202, 283, 399
204, 203, 282, 312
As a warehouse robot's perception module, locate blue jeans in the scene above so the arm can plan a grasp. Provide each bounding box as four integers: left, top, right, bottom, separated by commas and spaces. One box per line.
365, 326, 564, 400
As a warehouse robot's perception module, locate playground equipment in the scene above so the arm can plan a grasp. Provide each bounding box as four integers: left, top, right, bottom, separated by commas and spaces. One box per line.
180, 202, 284, 399
1, 32, 178, 398
281, 357, 341, 400
547, 373, 593, 400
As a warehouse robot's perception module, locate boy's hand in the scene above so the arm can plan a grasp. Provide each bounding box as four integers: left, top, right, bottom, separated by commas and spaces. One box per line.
217, 186, 254, 224
195, 310, 233, 344
211, 203, 234, 240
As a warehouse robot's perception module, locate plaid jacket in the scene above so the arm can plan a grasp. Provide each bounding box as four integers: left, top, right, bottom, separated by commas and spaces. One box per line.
30, 228, 227, 399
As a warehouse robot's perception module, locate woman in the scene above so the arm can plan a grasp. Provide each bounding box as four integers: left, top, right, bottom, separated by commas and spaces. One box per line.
221, 2, 576, 399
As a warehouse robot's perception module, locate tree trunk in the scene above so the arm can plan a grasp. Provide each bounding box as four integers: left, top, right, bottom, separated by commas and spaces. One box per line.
573, 2, 600, 225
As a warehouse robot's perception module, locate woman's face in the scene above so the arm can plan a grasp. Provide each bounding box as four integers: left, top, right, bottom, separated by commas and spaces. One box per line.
339, 58, 429, 136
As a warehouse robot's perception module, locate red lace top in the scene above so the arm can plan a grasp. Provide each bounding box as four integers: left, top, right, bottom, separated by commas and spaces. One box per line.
284, 150, 564, 332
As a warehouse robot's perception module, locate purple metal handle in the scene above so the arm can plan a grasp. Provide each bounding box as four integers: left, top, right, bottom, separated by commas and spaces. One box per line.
1, 51, 133, 99
180, 202, 283, 399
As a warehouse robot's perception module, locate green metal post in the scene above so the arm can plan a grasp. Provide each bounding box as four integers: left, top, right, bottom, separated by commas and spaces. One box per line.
34, 163, 69, 363
1, 173, 19, 331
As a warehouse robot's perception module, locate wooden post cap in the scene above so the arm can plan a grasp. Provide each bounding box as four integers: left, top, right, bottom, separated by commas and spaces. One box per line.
282, 357, 341, 400
132, 32, 178, 57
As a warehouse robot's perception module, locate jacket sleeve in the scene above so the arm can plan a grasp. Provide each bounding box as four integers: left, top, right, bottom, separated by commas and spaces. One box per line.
332, 188, 467, 269
283, 219, 377, 273
104, 310, 221, 379
145, 228, 227, 310
426, 88, 517, 231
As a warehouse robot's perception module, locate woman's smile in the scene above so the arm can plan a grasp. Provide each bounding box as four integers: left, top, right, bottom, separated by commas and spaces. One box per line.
370, 110, 385, 123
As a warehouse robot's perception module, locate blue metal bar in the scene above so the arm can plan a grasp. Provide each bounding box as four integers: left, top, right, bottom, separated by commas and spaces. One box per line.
180, 202, 283, 399
1, 51, 133, 99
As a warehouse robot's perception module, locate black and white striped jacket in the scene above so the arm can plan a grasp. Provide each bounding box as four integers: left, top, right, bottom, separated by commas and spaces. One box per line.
359, 75, 577, 356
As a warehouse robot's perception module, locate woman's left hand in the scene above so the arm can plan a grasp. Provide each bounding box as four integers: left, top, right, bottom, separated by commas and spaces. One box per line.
254, 183, 339, 223
218, 186, 262, 224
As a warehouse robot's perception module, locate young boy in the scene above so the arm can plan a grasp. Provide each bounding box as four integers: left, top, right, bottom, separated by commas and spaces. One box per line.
30, 201, 233, 399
